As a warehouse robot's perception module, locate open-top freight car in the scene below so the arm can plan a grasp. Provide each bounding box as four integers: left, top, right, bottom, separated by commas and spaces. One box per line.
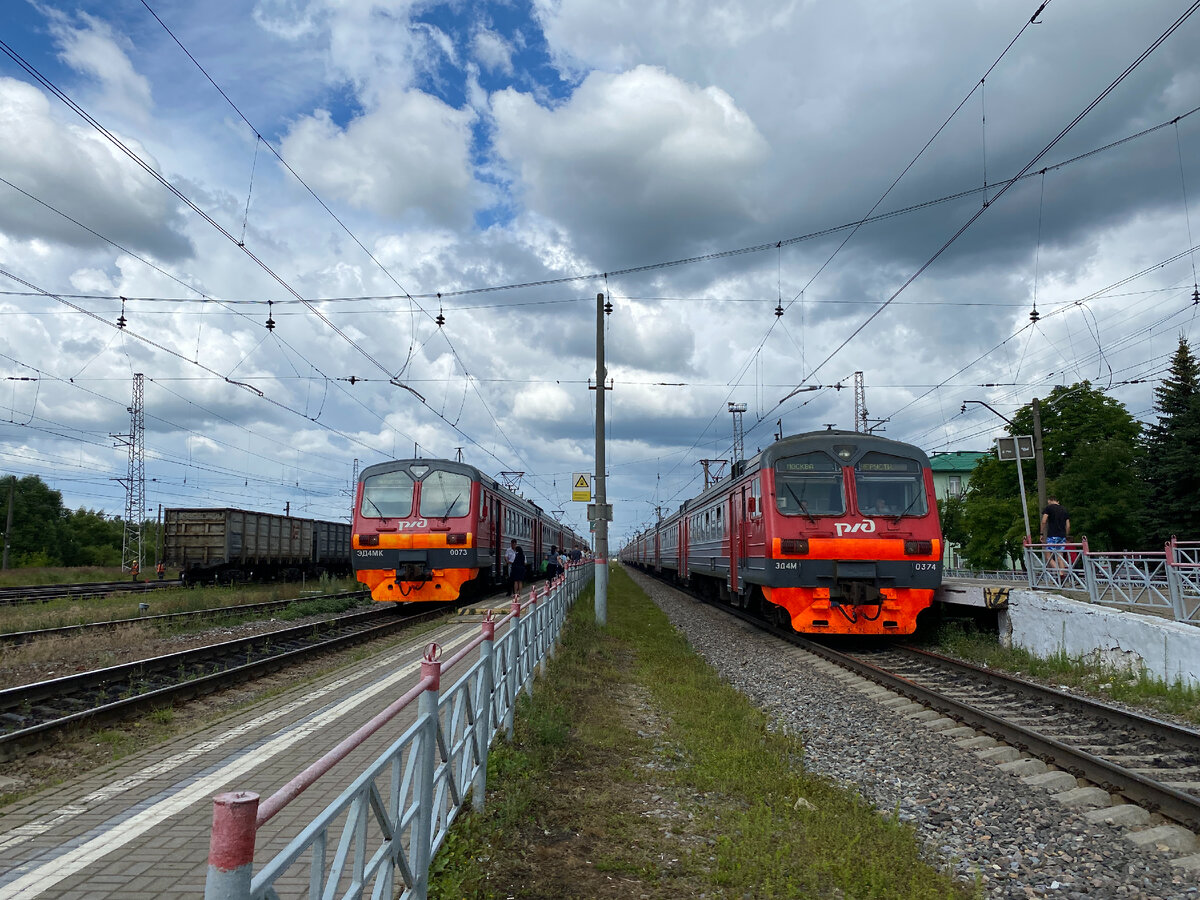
163, 508, 351, 585
621, 430, 942, 635
352, 458, 589, 604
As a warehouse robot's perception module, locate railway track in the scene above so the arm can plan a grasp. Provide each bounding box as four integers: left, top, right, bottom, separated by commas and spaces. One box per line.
0, 603, 449, 762
712, 592, 1200, 832
0, 589, 369, 646
0, 579, 183, 606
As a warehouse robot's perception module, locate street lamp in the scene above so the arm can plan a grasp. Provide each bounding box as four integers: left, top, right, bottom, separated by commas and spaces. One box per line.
962, 400, 1035, 547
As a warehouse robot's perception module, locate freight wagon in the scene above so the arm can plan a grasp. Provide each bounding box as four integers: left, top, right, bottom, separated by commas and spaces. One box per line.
164, 508, 351, 584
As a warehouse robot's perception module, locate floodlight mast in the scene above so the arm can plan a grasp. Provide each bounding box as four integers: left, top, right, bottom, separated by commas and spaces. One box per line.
728, 402, 747, 464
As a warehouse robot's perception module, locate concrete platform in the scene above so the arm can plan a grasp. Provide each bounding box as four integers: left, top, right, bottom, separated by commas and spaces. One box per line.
0, 619, 484, 898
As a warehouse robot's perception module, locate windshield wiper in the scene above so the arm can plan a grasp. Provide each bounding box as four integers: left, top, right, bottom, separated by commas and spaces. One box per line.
440, 493, 462, 523
892, 493, 923, 523
786, 484, 816, 524
362, 494, 388, 520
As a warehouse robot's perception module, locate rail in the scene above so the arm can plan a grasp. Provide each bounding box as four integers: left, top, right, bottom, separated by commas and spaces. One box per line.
204, 561, 594, 900
952, 538, 1200, 626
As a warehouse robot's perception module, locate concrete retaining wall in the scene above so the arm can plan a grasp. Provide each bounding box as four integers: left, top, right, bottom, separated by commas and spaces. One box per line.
1000, 591, 1200, 689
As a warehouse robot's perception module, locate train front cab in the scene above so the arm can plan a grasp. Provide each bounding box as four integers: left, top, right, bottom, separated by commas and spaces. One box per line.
353, 460, 482, 603
757, 435, 942, 636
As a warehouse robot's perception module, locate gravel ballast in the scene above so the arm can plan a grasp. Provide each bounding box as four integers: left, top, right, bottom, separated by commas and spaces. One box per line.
627, 568, 1198, 900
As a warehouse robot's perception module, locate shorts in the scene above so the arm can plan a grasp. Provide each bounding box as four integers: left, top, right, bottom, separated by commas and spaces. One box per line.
1046, 536, 1066, 553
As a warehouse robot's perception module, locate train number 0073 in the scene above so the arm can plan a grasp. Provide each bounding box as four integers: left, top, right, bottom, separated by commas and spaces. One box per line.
448, 549, 468, 556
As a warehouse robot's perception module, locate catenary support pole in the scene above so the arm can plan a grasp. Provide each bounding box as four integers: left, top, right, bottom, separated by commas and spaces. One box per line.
1031, 397, 1047, 515
594, 292, 608, 626
2, 476, 13, 570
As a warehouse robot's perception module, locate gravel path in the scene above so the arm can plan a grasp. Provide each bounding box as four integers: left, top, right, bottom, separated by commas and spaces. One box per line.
628, 569, 1198, 900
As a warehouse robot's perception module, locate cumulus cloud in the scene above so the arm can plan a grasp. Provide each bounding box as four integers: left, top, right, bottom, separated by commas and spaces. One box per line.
473, 26, 515, 76
0, 78, 192, 259
279, 89, 485, 227
47, 11, 153, 123
491, 65, 769, 262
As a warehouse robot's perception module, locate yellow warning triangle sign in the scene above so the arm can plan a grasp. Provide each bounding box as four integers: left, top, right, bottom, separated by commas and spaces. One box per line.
574, 475, 589, 488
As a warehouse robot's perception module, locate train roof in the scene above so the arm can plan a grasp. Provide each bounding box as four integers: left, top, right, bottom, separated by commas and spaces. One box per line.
665, 430, 933, 521
758, 430, 932, 468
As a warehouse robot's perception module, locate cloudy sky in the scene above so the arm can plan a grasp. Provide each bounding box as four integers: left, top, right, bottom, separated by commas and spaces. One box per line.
2, 0, 1199, 545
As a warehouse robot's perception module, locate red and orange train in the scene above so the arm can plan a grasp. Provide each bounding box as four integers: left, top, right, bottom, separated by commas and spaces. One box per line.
352, 458, 589, 604
620, 430, 943, 635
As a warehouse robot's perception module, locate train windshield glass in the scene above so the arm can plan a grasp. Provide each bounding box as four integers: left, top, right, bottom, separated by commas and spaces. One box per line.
774, 453, 844, 516
419, 470, 471, 519
855, 452, 928, 517
360, 471, 415, 518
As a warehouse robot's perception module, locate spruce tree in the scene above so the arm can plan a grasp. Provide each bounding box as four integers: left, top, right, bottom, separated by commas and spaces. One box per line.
1141, 336, 1200, 545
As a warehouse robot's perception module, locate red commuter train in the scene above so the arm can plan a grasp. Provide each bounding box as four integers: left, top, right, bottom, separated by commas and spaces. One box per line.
620, 430, 942, 635
352, 458, 589, 604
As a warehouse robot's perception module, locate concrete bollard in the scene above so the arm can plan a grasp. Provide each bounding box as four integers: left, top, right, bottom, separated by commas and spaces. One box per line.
204, 791, 260, 900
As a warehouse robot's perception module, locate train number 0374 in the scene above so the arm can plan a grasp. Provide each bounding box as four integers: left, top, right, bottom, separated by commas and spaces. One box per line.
912, 562, 937, 571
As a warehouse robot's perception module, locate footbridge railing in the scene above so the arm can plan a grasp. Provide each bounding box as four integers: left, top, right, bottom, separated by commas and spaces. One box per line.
204, 561, 594, 900
990, 537, 1200, 626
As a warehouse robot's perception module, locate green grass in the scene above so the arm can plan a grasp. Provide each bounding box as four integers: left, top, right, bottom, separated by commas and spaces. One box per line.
430, 568, 972, 899
934, 622, 1200, 726
0, 566, 126, 587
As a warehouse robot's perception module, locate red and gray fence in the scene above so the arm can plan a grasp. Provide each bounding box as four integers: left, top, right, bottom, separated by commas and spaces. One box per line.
204, 561, 592, 899
1018, 537, 1200, 625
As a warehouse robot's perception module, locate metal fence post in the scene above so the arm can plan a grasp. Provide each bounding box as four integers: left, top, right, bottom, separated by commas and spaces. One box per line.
1082, 537, 1098, 602
411, 646, 441, 900
1165, 538, 1187, 621
204, 791, 260, 900
474, 617, 495, 813
504, 599, 521, 738
1023, 539, 1035, 589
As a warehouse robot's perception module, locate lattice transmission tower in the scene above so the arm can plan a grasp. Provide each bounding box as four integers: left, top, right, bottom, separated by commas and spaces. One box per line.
112, 373, 145, 573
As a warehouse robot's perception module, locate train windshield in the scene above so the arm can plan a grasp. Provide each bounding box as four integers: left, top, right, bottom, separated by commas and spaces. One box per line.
360, 470, 415, 518
855, 452, 928, 517
774, 453, 844, 516
419, 470, 471, 519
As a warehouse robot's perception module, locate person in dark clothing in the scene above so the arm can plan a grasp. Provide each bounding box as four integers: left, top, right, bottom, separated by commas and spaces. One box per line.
1040, 497, 1071, 572
545, 545, 558, 581
509, 539, 526, 597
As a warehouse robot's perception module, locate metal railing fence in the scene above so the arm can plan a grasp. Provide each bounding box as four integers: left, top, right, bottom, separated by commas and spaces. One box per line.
204, 562, 594, 900
952, 539, 1199, 626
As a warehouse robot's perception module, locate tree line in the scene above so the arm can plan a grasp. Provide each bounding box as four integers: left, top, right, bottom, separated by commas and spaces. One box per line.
941, 336, 1200, 569
1, 475, 161, 569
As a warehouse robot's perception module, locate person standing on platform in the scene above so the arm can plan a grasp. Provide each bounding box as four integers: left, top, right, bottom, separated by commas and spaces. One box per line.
545, 545, 558, 581
509, 539, 526, 598
1040, 497, 1071, 574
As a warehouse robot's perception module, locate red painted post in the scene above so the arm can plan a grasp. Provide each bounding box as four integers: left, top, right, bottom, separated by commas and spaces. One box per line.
205, 791, 260, 900
504, 600, 520, 737
474, 616, 496, 812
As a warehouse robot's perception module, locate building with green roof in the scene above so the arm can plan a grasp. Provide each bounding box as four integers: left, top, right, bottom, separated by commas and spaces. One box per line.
929, 450, 990, 568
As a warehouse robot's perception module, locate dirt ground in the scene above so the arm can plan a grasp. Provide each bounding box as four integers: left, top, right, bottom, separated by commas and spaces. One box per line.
462, 665, 723, 900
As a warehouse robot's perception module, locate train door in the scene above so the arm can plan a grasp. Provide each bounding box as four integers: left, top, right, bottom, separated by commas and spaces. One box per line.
492, 496, 502, 582
679, 515, 689, 580
732, 487, 749, 596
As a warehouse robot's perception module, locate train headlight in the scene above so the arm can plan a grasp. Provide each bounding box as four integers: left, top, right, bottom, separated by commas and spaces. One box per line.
447, 533, 467, 545
904, 540, 932, 555
358, 533, 379, 547
780, 538, 809, 555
